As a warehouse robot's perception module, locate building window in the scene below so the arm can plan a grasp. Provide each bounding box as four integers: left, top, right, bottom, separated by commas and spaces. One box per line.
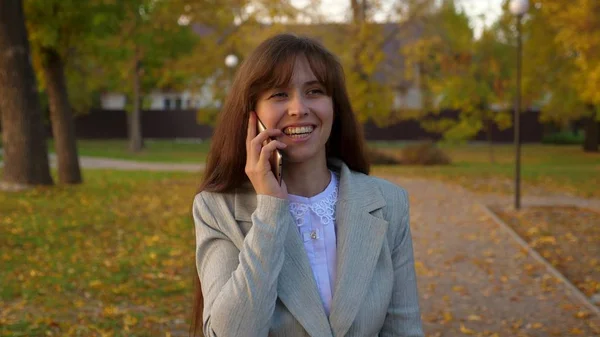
175, 98, 182, 110
164, 98, 171, 110
187, 99, 192, 109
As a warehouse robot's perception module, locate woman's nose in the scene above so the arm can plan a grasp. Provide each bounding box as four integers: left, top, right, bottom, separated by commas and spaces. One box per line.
288, 94, 309, 116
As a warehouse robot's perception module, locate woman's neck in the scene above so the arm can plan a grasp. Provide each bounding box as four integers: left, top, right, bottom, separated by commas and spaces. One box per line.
283, 156, 331, 198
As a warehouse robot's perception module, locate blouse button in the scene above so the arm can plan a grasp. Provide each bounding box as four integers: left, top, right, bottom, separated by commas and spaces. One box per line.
310, 230, 318, 240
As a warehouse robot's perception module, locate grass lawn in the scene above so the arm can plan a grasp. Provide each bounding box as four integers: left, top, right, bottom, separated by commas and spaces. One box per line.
371, 143, 600, 199
53, 139, 211, 164
0, 169, 202, 336
2, 140, 598, 198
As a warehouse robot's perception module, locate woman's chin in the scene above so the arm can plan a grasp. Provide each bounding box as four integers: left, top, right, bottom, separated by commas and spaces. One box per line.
283, 149, 325, 165
283, 149, 324, 165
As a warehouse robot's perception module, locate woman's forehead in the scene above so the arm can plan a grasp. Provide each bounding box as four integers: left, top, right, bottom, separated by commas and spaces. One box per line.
288, 56, 318, 85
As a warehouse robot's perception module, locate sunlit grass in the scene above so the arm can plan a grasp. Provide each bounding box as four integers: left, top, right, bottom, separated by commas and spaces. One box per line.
49, 139, 210, 163
0, 169, 202, 335
3, 140, 599, 198
371, 143, 600, 198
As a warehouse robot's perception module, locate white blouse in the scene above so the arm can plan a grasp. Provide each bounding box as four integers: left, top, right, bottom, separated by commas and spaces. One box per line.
288, 170, 339, 315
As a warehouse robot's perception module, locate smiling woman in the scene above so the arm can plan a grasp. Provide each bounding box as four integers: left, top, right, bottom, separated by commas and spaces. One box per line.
190, 34, 424, 337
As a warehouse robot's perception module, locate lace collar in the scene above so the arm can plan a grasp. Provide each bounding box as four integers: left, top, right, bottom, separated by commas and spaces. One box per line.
288, 171, 339, 226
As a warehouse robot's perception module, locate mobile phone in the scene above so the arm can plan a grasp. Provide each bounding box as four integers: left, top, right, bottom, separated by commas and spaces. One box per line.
257, 119, 283, 185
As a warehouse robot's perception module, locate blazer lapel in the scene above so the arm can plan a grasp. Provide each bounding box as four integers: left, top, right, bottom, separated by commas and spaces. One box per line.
327, 159, 389, 337
234, 186, 333, 337
278, 220, 334, 337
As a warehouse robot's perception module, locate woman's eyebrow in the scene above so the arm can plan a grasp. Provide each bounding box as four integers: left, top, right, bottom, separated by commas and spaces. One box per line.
303, 80, 322, 86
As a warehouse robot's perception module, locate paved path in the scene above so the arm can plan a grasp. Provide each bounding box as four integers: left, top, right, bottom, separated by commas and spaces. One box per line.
383, 176, 600, 337
0, 155, 205, 172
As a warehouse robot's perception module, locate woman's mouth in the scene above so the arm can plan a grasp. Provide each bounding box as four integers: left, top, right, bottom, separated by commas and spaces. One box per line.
283, 125, 315, 140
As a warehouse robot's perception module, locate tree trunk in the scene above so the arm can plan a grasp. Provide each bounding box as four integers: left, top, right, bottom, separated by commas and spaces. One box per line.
582, 104, 598, 153
0, 0, 53, 187
41, 47, 82, 184
351, 0, 367, 23
128, 60, 143, 152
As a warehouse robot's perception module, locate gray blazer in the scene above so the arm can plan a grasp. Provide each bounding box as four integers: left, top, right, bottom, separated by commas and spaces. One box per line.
193, 158, 423, 337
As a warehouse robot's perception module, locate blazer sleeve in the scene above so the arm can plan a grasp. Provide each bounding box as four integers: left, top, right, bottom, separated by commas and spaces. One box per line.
193, 192, 291, 337
381, 188, 424, 337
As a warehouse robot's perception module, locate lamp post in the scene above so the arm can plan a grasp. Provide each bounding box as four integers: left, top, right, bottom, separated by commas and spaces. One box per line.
224, 53, 239, 93
509, 0, 528, 210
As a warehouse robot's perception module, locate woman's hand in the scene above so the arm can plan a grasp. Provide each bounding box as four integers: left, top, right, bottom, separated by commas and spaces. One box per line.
245, 111, 288, 199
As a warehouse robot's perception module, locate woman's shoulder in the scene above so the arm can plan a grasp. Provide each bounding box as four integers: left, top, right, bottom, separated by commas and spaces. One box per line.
195, 182, 254, 203
193, 188, 243, 216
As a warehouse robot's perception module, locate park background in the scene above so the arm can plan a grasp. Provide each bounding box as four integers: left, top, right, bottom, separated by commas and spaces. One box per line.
0, 0, 599, 336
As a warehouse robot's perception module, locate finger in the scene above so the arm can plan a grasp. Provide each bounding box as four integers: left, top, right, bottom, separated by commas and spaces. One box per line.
247, 112, 263, 164
258, 140, 286, 168
246, 112, 256, 150
251, 129, 283, 148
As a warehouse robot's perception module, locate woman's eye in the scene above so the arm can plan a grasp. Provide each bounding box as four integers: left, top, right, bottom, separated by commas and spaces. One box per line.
269, 92, 287, 99
307, 88, 324, 95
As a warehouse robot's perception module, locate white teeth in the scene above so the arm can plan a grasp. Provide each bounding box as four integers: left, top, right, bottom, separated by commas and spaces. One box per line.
284, 126, 314, 135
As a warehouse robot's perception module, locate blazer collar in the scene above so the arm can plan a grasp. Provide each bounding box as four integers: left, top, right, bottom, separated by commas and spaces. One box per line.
233, 158, 388, 337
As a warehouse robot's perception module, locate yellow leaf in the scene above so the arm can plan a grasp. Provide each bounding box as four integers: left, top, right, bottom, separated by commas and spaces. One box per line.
89, 280, 103, 288
570, 328, 584, 335
467, 314, 481, 321
574, 311, 590, 319
124, 314, 138, 326
459, 324, 476, 335
442, 311, 453, 323
538, 236, 557, 245
102, 305, 120, 317
452, 285, 465, 293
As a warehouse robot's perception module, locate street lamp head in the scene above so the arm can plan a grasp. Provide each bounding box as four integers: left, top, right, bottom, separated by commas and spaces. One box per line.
509, 0, 529, 16
225, 54, 239, 68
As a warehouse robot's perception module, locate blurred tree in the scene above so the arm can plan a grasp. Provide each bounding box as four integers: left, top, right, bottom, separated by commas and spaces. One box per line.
344, 3, 395, 126
402, 0, 513, 161
174, 0, 304, 126
93, 0, 198, 152
23, 0, 104, 184
0, 0, 53, 187
536, 0, 599, 152
172, 0, 399, 127
497, 1, 586, 127
289, 0, 396, 126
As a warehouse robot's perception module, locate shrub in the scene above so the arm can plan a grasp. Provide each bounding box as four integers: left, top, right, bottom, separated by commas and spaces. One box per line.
542, 130, 584, 145
400, 141, 452, 165
368, 147, 403, 165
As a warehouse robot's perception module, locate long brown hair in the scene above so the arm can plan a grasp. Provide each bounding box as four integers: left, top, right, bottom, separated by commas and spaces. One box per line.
190, 33, 370, 336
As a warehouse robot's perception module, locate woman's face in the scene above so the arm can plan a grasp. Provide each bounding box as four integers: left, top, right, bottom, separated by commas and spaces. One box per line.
255, 55, 334, 164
